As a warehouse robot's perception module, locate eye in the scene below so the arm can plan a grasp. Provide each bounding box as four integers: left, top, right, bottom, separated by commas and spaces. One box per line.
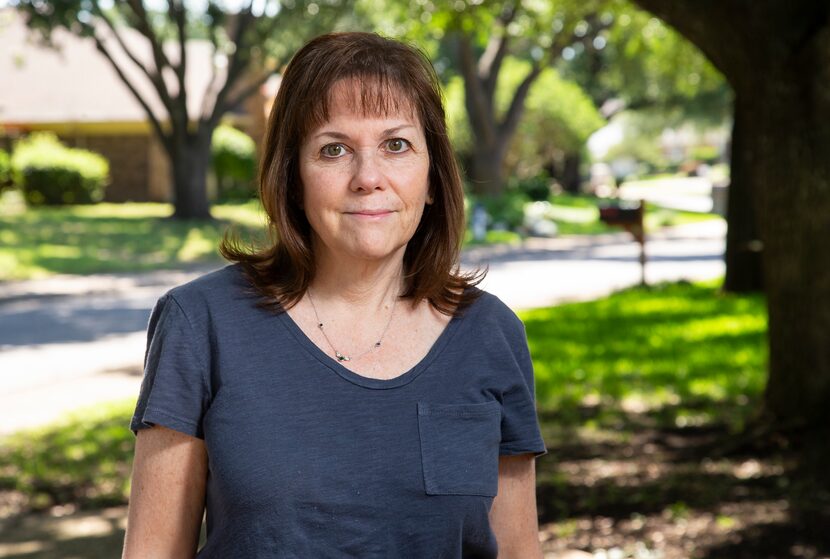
385, 138, 411, 153
321, 143, 346, 158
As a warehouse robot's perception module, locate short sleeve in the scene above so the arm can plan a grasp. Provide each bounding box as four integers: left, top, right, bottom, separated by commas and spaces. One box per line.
130, 293, 211, 439
499, 324, 547, 457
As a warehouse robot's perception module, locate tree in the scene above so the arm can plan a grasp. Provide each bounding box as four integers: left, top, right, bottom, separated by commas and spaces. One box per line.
13, 0, 347, 219
444, 58, 604, 193
631, 0, 830, 471
504, 62, 606, 191
563, 6, 730, 123
560, 4, 767, 294
368, 0, 610, 196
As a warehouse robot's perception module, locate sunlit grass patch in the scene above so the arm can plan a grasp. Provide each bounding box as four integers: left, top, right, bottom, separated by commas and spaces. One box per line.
547, 193, 720, 236
521, 280, 767, 428
0, 200, 267, 280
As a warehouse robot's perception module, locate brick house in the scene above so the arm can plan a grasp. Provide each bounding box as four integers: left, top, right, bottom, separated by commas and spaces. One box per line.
0, 8, 274, 202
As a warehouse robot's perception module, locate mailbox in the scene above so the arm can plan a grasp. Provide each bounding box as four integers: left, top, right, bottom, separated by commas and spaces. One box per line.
598, 200, 644, 225
597, 199, 647, 285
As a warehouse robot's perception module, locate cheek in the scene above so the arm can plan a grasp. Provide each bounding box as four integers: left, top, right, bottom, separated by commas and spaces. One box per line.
300, 168, 338, 213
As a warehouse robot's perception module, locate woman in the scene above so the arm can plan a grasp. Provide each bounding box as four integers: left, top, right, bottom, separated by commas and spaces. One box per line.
123, 32, 546, 558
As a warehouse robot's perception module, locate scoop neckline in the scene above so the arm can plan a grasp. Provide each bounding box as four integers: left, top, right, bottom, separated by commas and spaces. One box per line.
276, 299, 475, 390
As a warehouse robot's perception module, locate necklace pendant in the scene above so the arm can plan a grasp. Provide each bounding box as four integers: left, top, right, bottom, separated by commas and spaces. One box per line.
335, 351, 351, 362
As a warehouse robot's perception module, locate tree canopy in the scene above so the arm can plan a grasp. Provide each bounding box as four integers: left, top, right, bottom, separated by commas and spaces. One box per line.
12, 0, 350, 218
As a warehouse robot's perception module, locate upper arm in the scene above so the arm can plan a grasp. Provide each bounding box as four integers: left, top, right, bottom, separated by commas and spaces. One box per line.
489, 453, 543, 559
122, 425, 208, 559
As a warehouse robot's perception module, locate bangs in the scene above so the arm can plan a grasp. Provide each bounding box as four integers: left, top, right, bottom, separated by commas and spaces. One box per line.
301, 72, 421, 137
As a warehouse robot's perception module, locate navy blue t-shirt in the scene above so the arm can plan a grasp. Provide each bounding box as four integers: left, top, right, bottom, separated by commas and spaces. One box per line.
131, 264, 547, 558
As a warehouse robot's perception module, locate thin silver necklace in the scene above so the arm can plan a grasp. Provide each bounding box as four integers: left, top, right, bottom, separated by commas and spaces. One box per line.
306, 288, 398, 363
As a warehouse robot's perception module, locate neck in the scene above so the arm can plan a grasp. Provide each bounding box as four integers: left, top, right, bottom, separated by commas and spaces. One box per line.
310, 245, 406, 310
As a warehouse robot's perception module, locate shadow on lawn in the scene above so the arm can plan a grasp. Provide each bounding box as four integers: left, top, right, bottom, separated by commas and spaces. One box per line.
535, 404, 830, 559
0, 507, 126, 559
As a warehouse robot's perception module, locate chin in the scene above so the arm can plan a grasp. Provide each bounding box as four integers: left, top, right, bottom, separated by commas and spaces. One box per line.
345, 242, 407, 262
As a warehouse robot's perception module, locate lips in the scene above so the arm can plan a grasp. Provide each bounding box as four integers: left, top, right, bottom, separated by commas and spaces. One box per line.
346, 209, 394, 216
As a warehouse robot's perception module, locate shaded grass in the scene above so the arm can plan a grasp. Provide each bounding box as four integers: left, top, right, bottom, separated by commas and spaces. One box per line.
0, 401, 136, 512
0, 198, 267, 281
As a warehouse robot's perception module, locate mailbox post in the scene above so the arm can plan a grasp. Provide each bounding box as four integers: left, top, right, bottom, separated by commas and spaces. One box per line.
598, 199, 647, 286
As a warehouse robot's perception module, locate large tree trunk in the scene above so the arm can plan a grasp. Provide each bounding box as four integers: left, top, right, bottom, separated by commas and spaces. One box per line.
723, 94, 763, 293
561, 152, 582, 194
456, 26, 542, 198
169, 131, 213, 220
752, 70, 830, 433
467, 142, 507, 196
631, 0, 830, 471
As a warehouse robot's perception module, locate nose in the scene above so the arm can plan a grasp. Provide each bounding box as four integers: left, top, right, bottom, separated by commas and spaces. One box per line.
349, 152, 384, 193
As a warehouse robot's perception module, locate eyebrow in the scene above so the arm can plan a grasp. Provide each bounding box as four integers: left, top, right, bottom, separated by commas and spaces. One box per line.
314, 124, 416, 141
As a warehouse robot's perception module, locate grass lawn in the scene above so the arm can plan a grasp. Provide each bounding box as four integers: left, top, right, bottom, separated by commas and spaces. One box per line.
0, 194, 268, 281
547, 193, 719, 236
525, 279, 767, 429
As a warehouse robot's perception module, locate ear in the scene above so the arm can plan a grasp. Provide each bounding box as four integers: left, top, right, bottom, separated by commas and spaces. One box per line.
426, 183, 434, 205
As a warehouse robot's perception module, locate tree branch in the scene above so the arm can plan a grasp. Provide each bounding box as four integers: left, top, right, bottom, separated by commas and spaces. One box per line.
124, 0, 190, 134
215, 65, 276, 124
91, 34, 172, 155
125, 0, 173, 72
200, 21, 224, 120
479, 3, 517, 97
458, 33, 496, 145
89, 3, 175, 116
498, 62, 542, 144
630, 0, 737, 77
209, 6, 256, 126
168, 0, 188, 122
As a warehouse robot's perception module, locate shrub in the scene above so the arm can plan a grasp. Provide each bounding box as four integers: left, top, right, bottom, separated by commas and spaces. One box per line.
471, 190, 529, 231
511, 173, 552, 202
212, 125, 257, 202
11, 132, 109, 205
690, 145, 721, 165
0, 149, 11, 191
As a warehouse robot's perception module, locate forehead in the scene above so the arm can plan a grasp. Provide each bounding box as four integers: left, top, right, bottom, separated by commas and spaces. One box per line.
307, 78, 420, 131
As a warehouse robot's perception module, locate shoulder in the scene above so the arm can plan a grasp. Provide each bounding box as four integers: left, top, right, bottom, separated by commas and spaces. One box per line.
461, 288, 526, 340
166, 263, 249, 303
161, 264, 255, 321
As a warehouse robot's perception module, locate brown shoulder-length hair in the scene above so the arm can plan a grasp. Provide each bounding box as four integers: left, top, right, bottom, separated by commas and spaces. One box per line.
220, 31, 482, 315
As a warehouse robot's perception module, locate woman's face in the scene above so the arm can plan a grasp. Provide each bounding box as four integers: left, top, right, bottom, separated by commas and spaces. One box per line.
298, 81, 431, 266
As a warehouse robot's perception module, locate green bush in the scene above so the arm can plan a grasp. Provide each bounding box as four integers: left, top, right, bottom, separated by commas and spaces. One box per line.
472, 190, 529, 230
690, 145, 721, 165
212, 125, 257, 201
11, 132, 109, 205
511, 173, 552, 202
0, 149, 11, 191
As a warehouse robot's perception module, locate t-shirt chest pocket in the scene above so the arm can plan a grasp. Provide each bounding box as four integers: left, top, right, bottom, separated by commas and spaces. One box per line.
416, 401, 502, 497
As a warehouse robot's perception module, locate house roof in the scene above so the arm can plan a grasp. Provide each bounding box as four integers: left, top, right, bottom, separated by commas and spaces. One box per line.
0, 8, 254, 127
